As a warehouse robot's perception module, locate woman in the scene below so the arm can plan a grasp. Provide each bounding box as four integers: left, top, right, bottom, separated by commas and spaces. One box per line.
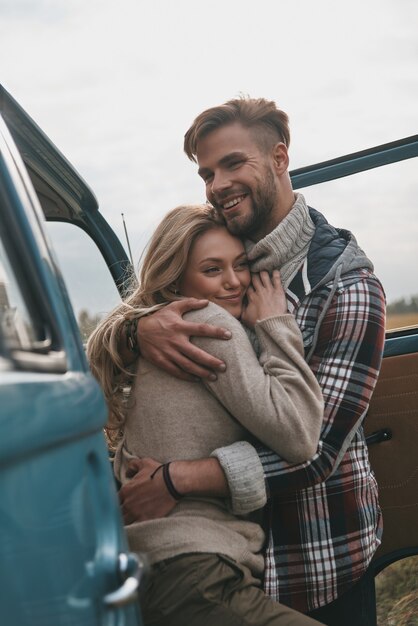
87, 204, 323, 626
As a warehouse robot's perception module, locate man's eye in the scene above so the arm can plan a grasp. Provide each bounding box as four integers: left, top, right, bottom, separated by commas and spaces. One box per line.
229, 159, 243, 169
203, 173, 213, 184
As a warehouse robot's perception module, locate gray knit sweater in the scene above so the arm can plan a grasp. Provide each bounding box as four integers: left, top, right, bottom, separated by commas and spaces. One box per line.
114, 302, 323, 575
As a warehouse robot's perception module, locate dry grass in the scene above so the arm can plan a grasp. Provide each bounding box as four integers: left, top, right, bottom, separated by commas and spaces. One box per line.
376, 556, 418, 625
386, 313, 418, 331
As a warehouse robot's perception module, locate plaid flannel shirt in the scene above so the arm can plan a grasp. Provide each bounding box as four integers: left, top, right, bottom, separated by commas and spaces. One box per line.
260, 267, 386, 612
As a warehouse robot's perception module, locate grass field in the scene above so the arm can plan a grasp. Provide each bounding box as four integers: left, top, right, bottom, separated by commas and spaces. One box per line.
386, 312, 418, 331
376, 556, 418, 625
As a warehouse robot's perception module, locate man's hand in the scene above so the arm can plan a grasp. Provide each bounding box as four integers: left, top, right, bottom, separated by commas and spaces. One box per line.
137, 298, 232, 381
119, 457, 178, 524
118, 456, 230, 524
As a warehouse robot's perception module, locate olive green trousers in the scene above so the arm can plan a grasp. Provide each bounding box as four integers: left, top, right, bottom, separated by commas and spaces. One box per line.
140, 553, 322, 626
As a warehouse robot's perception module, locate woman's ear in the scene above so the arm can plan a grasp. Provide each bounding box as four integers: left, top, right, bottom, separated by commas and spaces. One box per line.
272, 142, 289, 175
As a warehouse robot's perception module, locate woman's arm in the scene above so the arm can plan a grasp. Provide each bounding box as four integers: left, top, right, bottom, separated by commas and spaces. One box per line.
196, 311, 323, 462
212, 272, 386, 500
191, 273, 324, 463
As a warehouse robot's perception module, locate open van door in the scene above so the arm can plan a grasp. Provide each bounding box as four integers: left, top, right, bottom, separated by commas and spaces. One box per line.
290, 135, 418, 574
0, 103, 144, 625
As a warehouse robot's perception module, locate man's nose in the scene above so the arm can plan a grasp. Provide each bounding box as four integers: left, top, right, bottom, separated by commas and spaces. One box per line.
211, 170, 230, 197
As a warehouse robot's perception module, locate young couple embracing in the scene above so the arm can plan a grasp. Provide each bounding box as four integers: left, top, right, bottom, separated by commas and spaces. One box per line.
88, 97, 385, 626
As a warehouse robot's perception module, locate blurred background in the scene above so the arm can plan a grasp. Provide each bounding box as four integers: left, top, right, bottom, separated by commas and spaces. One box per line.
1, 0, 417, 323
1, 2, 418, 622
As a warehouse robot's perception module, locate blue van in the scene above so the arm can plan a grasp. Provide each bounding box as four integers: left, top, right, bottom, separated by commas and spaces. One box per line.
1, 85, 417, 624
0, 87, 144, 626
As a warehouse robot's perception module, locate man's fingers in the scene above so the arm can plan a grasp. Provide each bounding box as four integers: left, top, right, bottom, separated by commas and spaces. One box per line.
121, 503, 132, 524
174, 351, 222, 380
153, 340, 228, 379
126, 462, 142, 479
181, 320, 232, 341
127, 458, 143, 472
174, 298, 209, 314
157, 360, 202, 382
179, 342, 229, 374
118, 485, 127, 505
136, 297, 232, 381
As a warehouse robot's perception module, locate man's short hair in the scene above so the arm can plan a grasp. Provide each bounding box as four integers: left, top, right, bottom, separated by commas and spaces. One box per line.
184, 96, 290, 162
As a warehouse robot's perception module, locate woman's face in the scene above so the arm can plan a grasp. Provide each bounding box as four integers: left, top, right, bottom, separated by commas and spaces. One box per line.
179, 227, 251, 318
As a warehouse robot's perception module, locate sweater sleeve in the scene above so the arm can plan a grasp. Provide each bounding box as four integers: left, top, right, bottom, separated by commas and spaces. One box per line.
212, 274, 386, 513
191, 305, 324, 464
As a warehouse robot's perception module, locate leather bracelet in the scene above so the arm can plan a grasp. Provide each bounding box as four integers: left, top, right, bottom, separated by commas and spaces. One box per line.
125, 317, 140, 354
162, 462, 183, 500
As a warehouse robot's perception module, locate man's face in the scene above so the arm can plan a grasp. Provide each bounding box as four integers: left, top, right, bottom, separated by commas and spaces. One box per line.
196, 122, 280, 241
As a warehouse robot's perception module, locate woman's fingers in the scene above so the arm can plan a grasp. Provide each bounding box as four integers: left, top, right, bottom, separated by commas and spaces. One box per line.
252, 271, 273, 291
251, 273, 262, 290
259, 270, 270, 287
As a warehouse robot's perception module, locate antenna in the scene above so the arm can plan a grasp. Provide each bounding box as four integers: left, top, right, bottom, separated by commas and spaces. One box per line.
121, 212, 134, 266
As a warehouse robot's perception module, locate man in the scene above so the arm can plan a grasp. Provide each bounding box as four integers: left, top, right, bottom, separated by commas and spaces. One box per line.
119, 97, 386, 626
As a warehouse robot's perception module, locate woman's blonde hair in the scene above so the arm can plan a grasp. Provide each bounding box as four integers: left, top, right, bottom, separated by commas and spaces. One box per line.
86, 203, 224, 448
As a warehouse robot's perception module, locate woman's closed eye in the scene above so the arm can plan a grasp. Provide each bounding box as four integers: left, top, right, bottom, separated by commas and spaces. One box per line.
203, 266, 221, 275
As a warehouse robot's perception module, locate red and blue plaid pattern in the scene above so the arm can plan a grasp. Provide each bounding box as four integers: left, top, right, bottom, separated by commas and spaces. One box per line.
260, 269, 386, 612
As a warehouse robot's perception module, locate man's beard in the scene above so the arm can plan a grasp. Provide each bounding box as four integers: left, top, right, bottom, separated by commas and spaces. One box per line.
220, 167, 278, 239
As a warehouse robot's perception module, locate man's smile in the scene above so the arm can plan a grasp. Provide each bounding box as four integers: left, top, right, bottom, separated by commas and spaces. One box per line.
222, 194, 248, 210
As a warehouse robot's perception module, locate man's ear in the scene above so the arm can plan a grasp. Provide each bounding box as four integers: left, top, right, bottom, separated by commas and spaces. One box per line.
272, 142, 289, 175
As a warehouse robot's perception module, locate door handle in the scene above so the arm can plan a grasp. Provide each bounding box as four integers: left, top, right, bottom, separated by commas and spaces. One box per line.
366, 428, 392, 446
103, 552, 147, 607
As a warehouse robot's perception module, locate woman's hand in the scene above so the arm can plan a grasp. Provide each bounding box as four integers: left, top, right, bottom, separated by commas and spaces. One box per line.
241, 270, 287, 329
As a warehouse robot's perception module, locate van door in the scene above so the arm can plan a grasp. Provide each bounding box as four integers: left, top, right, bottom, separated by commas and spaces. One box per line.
291, 135, 418, 572
0, 118, 144, 625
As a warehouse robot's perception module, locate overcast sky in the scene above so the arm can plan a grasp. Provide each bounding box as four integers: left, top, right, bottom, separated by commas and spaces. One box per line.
1, 0, 417, 312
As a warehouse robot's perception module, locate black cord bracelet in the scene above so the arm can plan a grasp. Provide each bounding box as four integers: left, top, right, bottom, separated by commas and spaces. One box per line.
150, 464, 164, 479
162, 462, 183, 501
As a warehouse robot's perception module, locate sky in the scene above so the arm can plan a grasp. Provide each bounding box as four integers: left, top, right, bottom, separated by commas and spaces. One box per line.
1, 0, 417, 313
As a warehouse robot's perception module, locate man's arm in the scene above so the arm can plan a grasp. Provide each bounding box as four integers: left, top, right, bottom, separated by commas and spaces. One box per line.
119, 456, 231, 523
119, 445, 269, 523
118, 298, 232, 380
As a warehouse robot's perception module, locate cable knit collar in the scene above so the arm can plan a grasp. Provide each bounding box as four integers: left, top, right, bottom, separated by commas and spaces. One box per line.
245, 193, 315, 288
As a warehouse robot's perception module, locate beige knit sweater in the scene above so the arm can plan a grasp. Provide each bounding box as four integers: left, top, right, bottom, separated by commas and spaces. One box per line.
114, 302, 323, 575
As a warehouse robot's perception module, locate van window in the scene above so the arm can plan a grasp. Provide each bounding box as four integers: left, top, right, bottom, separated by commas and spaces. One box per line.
299, 158, 418, 330
0, 232, 39, 352
45, 221, 122, 341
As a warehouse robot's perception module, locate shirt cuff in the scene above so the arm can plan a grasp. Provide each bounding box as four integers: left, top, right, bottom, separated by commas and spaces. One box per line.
211, 441, 267, 515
